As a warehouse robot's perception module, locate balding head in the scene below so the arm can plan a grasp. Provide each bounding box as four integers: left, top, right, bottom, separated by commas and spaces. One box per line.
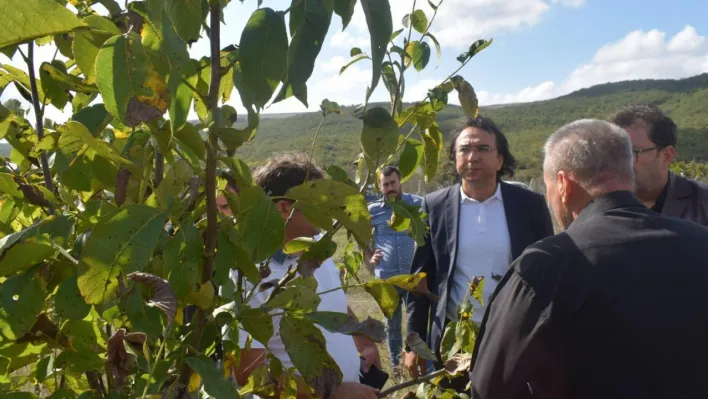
543, 119, 635, 194
542, 119, 635, 230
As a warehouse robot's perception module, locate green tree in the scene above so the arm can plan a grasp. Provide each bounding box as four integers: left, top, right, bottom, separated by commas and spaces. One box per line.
0, 0, 491, 397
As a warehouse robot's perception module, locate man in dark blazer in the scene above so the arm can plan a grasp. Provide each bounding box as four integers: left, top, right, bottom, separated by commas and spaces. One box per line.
404, 116, 554, 383
612, 104, 708, 226
470, 119, 708, 398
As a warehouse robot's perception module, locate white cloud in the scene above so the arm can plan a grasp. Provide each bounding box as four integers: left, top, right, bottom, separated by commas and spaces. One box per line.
478, 25, 708, 106
336, 0, 584, 50
329, 31, 369, 50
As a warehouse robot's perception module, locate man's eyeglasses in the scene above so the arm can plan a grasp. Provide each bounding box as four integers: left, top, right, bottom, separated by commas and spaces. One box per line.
632, 147, 658, 164
457, 145, 496, 156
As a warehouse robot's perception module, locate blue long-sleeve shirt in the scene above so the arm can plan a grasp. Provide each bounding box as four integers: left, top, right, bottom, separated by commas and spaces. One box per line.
367, 193, 423, 279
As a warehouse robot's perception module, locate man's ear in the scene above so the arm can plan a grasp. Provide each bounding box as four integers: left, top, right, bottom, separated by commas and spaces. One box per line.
662, 145, 677, 167
275, 200, 292, 219
558, 171, 572, 205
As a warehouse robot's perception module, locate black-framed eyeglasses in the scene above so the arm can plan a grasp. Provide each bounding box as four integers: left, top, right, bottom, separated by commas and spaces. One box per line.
632, 147, 658, 164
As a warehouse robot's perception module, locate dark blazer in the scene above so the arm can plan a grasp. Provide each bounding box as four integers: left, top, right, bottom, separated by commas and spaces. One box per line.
406, 181, 554, 359
470, 191, 708, 399
663, 172, 708, 226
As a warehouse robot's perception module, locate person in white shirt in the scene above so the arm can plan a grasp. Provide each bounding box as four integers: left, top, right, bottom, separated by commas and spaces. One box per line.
220, 153, 380, 399
404, 117, 554, 392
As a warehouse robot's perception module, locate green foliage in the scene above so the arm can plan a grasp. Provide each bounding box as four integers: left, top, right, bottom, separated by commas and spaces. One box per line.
0, 0, 486, 396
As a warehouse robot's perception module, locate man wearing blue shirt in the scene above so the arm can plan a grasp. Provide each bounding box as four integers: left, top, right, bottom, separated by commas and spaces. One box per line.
366, 166, 422, 373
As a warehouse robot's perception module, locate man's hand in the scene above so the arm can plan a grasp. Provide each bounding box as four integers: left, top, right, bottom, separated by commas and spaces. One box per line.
359, 344, 382, 372
332, 382, 379, 399
403, 351, 427, 379
369, 249, 383, 266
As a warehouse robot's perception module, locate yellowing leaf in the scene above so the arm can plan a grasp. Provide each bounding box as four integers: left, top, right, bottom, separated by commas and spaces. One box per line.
0, 0, 87, 49
186, 282, 215, 310
188, 371, 202, 393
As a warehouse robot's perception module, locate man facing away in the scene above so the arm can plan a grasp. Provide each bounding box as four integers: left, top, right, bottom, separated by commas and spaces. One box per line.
365, 166, 422, 374
222, 153, 380, 399
612, 104, 708, 226
470, 119, 708, 399
404, 117, 554, 387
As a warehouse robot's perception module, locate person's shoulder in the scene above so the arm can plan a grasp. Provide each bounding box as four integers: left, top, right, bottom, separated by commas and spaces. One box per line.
403, 192, 423, 205
423, 184, 458, 206
502, 180, 545, 202
367, 198, 387, 212
509, 233, 574, 288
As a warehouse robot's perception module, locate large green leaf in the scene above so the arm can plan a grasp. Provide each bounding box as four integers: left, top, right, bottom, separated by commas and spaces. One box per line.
410, 9, 428, 34
265, 277, 320, 312
40, 62, 70, 109
274, 0, 333, 106
406, 40, 431, 72
77, 205, 168, 304
279, 313, 341, 382
174, 122, 205, 160
334, 0, 357, 30
72, 16, 121, 84
239, 307, 274, 346
286, 179, 371, 246
0, 0, 87, 49
305, 311, 386, 343
364, 280, 399, 319
164, 218, 203, 299
214, 225, 257, 286
389, 199, 428, 247
55, 275, 92, 321
398, 138, 423, 183
360, 107, 398, 171
165, 0, 204, 44
239, 8, 288, 109
360, 0, 392, 101
239, 187, 285, 263
124, 286, 163, 338
0, 271, 46, 340
0, 64, 45, 102
0, 215, 73, 277
95, 33, 170, 127
186, 356, 239, 398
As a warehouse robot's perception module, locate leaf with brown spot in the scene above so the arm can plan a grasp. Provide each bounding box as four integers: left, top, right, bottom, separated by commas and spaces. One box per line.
127, 271, 177, 329
443, 353, 472, 376
385, 272, 438, 301
469, 276, 485, 306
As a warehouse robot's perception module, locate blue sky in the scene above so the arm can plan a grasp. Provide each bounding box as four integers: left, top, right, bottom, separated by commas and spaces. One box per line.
2, 0, 707, 121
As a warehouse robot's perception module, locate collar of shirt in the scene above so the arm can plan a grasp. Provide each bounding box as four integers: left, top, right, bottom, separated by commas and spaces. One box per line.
460, 183, 503, 204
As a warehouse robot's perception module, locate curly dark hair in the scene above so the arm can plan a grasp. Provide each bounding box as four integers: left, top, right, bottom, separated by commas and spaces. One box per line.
253, 152, 324, 197
611, 104, 677, 149
448, 116, 517, 180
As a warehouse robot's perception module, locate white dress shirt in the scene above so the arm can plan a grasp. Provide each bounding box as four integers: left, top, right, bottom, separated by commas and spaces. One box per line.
446, 184, 512, 323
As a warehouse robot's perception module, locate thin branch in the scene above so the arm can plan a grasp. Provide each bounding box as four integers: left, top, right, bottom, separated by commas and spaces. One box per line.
177, 0, 222, 388
141, 329, 171, 399
378, 369, 446, 398
26, 41, 56, 207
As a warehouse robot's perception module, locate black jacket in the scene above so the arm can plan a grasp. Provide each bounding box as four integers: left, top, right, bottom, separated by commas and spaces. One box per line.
406, 182, 554, 359
663, 172, 708, 227
470, 191, 708, 399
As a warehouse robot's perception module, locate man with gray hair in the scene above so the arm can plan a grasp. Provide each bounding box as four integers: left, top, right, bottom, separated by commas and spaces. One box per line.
469, 119, 708, 398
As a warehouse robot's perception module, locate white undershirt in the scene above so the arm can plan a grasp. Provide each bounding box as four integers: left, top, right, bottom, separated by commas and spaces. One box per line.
446, 184, 512, 323
228, 257, 360, 383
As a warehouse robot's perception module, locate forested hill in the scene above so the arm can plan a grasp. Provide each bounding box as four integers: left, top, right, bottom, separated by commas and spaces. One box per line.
233, 73, 708, 185
2, 74, 706, 186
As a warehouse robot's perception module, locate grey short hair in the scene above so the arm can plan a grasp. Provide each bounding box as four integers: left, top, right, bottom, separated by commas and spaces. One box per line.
543, 119, 634, 190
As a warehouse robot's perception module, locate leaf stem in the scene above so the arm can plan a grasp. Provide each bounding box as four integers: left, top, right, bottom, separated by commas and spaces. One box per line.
141, 329, 171, 399
392, 0, 417, 116
26, 41, 56, 207
377, 368, 446, 398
